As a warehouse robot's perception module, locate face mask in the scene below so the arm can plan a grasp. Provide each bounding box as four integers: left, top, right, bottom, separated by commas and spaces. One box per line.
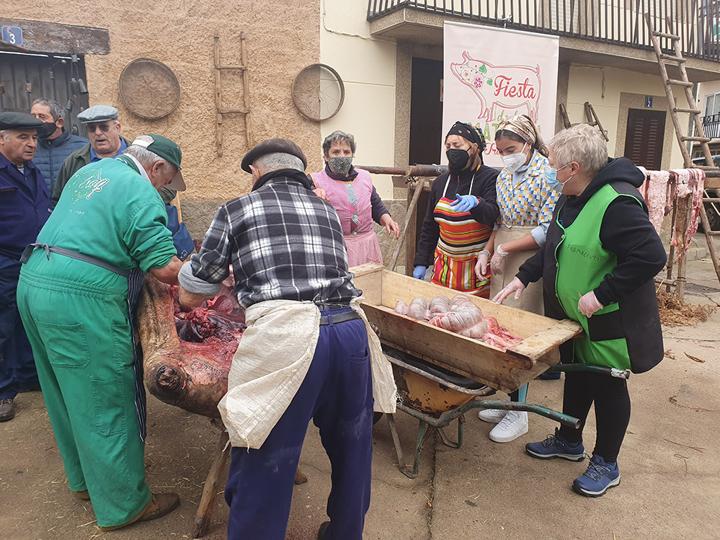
328, 156, 353, 177
446, 148, 470, 173
38, 122, 57, 140
501, 143, 528, 173
547, 164, 575, 192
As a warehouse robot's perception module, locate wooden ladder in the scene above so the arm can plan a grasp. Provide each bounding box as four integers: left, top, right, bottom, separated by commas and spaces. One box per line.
644, 12, 720, 292
557, 102, 608, 141
213, 34, 253, 157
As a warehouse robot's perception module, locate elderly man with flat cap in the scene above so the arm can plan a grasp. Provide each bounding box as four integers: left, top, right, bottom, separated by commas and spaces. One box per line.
52, 104, 130, 204
0, 112, 52, 422
16, 134, 186, 531
177, 138, 395, 540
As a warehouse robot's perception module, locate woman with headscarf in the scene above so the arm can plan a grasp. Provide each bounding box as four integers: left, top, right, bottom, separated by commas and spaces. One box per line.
311, 130, 400, 267
474, 114, 561, 443
413, 122, 499, 297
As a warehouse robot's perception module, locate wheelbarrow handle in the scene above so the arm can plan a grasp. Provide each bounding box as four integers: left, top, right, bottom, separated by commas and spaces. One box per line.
476, 400, 581, 429
548, 364, 631, 379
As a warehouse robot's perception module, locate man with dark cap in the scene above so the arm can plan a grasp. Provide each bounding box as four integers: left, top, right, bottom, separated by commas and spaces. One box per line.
16, 134, 185, 530
52, 104, 129, 204
177, 138, 396, 540
413, 121, 500, 297
0, 111, 51, 422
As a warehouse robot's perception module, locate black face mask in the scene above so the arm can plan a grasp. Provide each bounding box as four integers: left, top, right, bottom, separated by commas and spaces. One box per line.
446, 148, 470, 173
37, 122, 58, 140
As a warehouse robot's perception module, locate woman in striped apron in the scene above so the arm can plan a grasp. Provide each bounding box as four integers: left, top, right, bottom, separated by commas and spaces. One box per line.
475, 114, 561, 443
414, 122, 499, 297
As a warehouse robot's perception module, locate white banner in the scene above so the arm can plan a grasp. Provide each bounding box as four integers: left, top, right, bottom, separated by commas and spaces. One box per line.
442, 21, 559, 167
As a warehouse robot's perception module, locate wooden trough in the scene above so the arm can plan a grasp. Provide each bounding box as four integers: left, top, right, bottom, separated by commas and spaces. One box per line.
351, 264, 582, 394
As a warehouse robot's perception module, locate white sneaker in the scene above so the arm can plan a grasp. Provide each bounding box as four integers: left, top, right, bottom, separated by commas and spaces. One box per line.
489, 411, 528, 443
478, 408, 507, 423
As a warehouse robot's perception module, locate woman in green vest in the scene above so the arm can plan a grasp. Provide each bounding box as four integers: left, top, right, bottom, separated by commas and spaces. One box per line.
494, 124, 666, 497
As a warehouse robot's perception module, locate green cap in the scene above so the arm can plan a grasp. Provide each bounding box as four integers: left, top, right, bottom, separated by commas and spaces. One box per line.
131, 134, 186, 191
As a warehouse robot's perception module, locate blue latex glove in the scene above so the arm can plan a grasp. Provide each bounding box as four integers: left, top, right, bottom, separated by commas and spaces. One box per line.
412, 265, 427, 280
450, 194, 479, 213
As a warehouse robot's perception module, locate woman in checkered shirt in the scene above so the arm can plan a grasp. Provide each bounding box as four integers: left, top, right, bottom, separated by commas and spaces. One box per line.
475, 114, 561, 443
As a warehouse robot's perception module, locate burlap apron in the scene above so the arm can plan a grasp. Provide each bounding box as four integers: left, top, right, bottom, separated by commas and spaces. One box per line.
489, 224, 544, 314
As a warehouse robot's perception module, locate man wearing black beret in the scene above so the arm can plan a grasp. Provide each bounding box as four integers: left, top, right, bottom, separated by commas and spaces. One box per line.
177, 138, 396, 540
0, 112, 51, 421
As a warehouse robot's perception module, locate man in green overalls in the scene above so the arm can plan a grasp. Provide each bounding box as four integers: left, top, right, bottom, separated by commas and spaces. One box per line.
16, 134, 186, 530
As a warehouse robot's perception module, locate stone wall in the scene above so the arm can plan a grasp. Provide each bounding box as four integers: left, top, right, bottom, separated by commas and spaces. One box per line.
5, 0, 321, 238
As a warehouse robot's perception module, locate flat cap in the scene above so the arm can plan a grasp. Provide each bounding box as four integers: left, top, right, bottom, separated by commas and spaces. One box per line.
0, 111, 43, 131
241, 138, 307, 173
77, 105, 119, 124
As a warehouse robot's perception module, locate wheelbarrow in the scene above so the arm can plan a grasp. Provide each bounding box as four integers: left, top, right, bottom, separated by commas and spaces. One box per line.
383, 346, 595, 478
349, 264, 628, 478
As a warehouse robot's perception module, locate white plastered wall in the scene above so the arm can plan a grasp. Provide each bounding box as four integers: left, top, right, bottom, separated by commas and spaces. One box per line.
318, 0, 398, 199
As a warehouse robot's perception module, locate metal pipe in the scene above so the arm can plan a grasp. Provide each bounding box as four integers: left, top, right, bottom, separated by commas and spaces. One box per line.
357, 164, 447, 177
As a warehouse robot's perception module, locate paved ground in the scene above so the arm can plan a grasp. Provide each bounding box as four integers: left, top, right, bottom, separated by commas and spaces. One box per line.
2, 258, 719, 539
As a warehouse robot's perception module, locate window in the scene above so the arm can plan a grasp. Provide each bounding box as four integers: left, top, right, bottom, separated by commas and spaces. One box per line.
705, 92, 720, 117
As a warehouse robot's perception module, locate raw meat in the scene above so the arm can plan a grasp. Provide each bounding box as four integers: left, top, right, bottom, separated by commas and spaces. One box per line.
393, 294, 521, 350
429, 296, 450, 315
407, 298, 430, 321
138, 277, 245, 418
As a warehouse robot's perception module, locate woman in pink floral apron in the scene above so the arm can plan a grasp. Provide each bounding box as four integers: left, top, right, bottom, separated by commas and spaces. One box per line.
311, 131, 399, 267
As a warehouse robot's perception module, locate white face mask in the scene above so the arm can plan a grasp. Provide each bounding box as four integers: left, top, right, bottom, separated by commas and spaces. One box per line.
501, 144, 528, 173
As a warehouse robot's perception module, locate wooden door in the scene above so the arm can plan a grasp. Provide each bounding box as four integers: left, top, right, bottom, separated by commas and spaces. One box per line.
623, 109, 666, 170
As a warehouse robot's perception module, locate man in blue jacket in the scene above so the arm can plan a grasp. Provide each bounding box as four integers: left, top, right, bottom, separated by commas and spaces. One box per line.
31, 98, 87, 193
0, 112, 51, 422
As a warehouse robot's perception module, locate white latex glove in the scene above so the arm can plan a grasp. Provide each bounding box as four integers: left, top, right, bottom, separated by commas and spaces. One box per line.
475, 250, 490, 279
578, 291, 604, 318
490, 244, 509, 275
492, 277, 525, 304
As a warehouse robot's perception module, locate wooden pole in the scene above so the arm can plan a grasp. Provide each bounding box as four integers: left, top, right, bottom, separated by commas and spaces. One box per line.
390, 178, 425, 272
192, 430, 230, 538
674, 195, 691, 300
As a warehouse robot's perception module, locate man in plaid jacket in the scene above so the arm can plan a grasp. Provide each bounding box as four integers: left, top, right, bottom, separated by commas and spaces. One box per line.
178, 138, 373, 540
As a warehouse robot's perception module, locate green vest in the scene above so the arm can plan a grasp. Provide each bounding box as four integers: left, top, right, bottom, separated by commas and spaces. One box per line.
555, 184, 642, 370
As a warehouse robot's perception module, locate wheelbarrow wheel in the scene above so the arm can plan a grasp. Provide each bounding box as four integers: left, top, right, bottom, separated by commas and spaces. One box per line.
373, 412, 384, 425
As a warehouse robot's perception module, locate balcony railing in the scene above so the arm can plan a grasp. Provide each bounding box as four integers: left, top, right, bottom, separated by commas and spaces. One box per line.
367, 0, 720, 62
704, 113, 720, 138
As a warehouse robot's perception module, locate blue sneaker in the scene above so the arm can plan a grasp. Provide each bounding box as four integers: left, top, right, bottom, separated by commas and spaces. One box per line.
525, 429, 585, 461
572, 454, 621, 497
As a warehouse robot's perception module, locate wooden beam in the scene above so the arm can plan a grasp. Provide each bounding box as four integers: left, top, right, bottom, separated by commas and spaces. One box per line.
0, 18, 110, 55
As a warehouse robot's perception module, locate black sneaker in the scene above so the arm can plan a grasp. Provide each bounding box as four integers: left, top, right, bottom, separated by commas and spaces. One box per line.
0, 398, 16, 422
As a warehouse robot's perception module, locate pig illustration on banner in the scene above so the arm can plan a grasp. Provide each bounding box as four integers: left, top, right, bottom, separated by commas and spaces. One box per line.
450, 51, 541, 123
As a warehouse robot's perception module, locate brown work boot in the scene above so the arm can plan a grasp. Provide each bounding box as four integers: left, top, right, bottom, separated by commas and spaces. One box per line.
99, 492, 180, 531
0, 398, 15, 422
72, 490, 90, 501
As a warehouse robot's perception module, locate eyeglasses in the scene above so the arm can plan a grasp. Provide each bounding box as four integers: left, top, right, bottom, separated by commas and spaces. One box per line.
87, 122, 113, 133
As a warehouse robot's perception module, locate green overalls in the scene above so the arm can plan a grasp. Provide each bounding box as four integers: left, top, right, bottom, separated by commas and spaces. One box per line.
16, 156, 176, 528
555, 184, 642, 371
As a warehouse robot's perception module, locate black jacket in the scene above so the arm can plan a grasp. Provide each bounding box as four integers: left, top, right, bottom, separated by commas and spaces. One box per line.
517, 157, 666, 373
414, 165, 499, 267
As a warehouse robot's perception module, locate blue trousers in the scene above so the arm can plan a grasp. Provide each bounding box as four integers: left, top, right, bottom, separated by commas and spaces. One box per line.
0, 256, 38, 400
225, 309, 374, 540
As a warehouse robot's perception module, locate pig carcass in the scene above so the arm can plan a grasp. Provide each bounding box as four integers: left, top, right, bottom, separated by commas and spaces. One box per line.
450, 51, 541, 123
138, 277, 245, 418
